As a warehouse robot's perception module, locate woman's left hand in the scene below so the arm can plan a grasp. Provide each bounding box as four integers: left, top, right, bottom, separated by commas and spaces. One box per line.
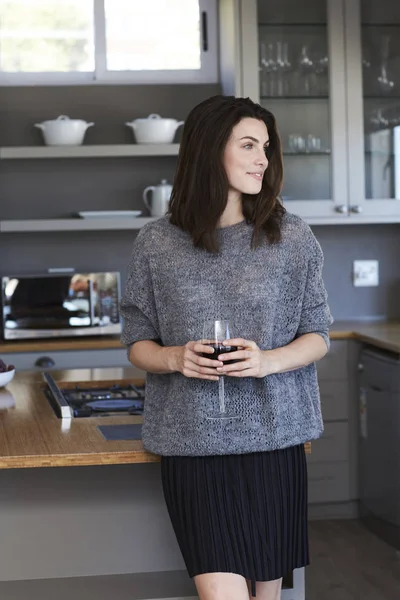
217, 338, 272, 378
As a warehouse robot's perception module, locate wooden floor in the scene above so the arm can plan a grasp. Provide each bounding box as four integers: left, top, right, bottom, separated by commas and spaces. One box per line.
306, 520, 400, 600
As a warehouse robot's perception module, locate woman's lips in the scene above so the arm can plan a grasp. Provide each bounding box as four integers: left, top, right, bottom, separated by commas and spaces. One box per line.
247, 172, 263, 181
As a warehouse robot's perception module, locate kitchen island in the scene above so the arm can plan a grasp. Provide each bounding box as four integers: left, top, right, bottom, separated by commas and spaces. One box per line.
0, 368, 310, 469
0, 368, 308, 600
0, 367, 158, 469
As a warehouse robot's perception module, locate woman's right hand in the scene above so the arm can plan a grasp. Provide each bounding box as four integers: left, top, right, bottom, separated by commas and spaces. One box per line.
173, 341, 222, 381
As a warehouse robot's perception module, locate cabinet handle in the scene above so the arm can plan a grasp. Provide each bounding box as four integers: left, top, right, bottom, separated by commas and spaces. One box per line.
350, 204, 363, 214
201, 11, 208, 51
357, 363, 364, 372
35, 356, 55, 368
334, 204, 349, 214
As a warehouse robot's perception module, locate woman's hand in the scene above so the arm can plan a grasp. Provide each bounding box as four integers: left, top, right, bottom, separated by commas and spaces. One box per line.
216, 338, 272, 378
174, 341, 222, 381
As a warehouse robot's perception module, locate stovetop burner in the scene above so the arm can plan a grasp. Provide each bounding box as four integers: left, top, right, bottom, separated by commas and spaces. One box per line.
43, 373, 145, 418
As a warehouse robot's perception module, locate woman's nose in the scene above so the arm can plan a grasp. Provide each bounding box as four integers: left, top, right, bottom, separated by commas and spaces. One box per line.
256, 151, 268, 167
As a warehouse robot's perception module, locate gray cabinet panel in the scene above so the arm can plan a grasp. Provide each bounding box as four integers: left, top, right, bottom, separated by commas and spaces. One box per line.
308, 461, 350, 503
319, 379, 349, 421
317, 340, 348, 380
307, 422, 349, 463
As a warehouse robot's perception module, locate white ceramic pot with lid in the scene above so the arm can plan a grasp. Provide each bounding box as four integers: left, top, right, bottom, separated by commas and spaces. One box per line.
143, 179, 172, 217
34, 115, 94, 146
125, 114, 184, 144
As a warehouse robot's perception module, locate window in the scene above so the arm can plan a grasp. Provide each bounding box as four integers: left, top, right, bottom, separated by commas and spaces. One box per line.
0, 0, 218, 84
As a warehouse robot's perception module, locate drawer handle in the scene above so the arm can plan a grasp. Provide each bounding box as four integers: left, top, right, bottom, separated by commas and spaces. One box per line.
370, 385, 387, 393
35, 356, 55, 368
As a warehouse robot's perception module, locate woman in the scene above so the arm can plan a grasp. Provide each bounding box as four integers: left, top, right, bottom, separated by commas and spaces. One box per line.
120, 95, 332, 600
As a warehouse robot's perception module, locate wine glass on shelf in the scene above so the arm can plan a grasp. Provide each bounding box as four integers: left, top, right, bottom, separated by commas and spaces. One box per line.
369, 109, 389, 129
297, 44, 315, 95
377, 63, 394, 93
259, 41, 278, 96
201, 319, 240, 420
377, 35, 395, 93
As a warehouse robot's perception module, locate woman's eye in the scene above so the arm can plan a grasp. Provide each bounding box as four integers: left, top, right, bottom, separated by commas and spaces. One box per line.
244, 143, 253, 149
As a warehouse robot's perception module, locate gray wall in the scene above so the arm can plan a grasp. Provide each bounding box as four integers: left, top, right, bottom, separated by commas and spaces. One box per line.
1, 85, 399, 321
2, 224, 399, 321
312, 224, 400, 321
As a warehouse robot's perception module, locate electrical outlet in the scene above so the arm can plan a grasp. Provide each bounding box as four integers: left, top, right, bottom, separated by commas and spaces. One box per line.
353, 260, 379, 287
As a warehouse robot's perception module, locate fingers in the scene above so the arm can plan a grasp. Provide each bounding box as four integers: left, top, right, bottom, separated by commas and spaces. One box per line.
182, 367, 219, 381
223, 338, 258, 350
181, 342, 221, 381
219, 349, 253, 363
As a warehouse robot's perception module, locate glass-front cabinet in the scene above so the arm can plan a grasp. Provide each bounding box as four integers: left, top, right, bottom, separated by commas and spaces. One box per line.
346, 0, 400, 218
220, 0, 400, 222
240, 0, 349, 220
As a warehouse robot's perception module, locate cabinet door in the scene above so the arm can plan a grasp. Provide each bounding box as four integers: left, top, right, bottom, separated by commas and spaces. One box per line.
345, 0, 400, 218
240, 0, 348, 220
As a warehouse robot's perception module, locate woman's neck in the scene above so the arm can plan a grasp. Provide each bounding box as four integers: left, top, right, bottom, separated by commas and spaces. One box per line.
218, 194, 244, 228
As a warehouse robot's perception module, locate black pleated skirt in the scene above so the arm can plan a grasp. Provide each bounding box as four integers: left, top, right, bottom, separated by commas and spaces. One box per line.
161, 444, 309, 597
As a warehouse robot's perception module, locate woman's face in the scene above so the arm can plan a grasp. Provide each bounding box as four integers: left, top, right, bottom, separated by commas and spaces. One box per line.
223, 117, 269, 202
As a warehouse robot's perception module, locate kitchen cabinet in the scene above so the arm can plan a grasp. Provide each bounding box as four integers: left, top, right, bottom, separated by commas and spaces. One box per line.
220, 0, 400, 223
345, 0, 400, 219
307, 340, 359, 517
358, 346, 400, 549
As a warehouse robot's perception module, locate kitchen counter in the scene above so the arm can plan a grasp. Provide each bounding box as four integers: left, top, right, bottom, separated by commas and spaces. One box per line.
1, 321, 400, 355
0, 367, 158, 469
0, 367, 311, 470
329, 320, 400, 354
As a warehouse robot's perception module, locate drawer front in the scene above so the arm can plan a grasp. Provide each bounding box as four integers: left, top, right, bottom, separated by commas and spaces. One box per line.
307, 422, 349, 463
317, 340, 348, 380
360, 349, 400, 392
7, 349, 130, 371
319, 380, 349, 421
308, 461, 350, 503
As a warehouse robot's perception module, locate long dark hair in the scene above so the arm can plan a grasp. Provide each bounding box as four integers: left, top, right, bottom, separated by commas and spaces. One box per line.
169, 95, 285, 253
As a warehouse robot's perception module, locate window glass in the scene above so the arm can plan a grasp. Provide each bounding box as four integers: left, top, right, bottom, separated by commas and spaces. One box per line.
104, 0, 201, 71
0, 0, 94, 72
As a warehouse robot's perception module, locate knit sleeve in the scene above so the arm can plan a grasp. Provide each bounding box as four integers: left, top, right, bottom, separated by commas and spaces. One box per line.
120, 230, 161, 347
296, 231, 333, 349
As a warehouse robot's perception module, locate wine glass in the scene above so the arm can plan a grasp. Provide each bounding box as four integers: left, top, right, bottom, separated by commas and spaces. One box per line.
201, 319, 240, 419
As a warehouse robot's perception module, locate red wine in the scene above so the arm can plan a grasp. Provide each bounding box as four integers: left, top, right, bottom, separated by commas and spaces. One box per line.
201, 343, 240, 365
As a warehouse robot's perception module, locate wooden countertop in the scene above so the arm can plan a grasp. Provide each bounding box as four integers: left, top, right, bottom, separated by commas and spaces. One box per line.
1, 321, 400, 354
0, 367, 311, 470
0, 367, 159, 470
329, 320, 400, 354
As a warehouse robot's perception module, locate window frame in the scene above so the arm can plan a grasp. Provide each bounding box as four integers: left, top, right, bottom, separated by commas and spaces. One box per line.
0, 0, 219, 85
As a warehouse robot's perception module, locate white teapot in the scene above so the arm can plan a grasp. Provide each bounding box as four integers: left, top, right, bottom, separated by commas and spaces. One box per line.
143, 179, 172, 217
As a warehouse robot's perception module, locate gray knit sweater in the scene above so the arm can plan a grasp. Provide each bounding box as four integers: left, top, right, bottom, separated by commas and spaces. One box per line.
120, 213, 333, 456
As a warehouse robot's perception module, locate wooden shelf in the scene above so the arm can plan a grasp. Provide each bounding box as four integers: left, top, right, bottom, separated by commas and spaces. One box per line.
0, 217, 157, 233
0, 144, 180, 160
2, 213, 400, 232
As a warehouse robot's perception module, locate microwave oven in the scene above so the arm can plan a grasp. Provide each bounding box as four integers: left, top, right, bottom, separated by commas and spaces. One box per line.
1, 271, 121, 341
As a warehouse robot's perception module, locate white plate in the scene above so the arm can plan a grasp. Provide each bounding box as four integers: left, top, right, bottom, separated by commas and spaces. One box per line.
78, 210, 142, 219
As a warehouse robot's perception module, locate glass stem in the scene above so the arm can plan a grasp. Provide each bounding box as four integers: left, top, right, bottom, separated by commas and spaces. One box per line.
219, 375, 226, 413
